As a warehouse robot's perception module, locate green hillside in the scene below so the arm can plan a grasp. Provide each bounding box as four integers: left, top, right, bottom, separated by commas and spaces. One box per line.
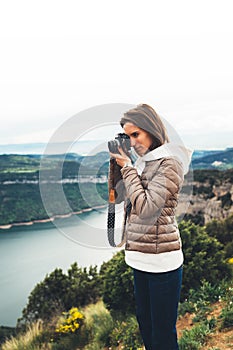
192, 147, 233, 170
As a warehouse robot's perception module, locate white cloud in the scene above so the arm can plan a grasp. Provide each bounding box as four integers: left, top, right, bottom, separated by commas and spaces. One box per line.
173, 99, 233, 133
0, 0, 233, 149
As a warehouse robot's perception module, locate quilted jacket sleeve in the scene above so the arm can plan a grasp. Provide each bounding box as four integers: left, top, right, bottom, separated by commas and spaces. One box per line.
120, 158, 184, 219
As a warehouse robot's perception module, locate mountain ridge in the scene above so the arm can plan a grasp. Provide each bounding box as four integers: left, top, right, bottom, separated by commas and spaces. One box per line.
192, 147, 233, 170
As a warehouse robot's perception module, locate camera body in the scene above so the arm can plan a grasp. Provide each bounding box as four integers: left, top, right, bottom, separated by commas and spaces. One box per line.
108, 133, 131, 155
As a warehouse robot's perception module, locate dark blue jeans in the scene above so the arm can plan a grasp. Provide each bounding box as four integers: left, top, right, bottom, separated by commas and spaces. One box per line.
133, 265, 183, 350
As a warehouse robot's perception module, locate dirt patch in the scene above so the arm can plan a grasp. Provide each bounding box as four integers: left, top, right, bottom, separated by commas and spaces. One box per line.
201, 329, 233, 349
177, 312, 195, 338
177, 301, 233, 349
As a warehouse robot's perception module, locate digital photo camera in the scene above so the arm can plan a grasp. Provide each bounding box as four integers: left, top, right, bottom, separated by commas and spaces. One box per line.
108, 133, 131, 156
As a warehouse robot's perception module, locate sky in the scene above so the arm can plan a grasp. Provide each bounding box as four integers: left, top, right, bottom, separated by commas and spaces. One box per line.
0, 0, 233, 151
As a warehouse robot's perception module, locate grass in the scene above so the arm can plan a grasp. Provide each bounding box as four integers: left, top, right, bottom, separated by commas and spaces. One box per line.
82, 300, 114, 349
1, 320, 50, 350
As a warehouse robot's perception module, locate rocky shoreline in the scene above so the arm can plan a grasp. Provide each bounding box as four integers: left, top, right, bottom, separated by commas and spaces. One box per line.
0, 205, 107, 230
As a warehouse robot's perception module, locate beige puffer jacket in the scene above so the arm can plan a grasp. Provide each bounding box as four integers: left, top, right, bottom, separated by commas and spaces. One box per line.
120, 156, 184, 254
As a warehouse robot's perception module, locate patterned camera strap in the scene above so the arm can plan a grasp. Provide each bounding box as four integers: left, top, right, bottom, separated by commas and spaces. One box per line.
107, 198, 132, 247
107, 202, 116, 247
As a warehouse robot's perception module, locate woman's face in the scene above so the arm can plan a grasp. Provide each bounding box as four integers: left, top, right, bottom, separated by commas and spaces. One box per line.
123, 122, 153, 156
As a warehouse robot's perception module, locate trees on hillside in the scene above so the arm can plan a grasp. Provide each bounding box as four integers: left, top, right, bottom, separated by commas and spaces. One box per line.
18, 218, 232, 325
100, 250, 135, 317
179, 220, 231, 300
18, 263, 102, 327
205, 214, 233, 258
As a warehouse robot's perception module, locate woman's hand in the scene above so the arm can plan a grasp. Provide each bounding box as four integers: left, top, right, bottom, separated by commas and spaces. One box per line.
109, 147, 132, 168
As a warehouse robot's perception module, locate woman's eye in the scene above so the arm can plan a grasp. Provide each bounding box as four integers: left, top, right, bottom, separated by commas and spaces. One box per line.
132, 132, 139, 137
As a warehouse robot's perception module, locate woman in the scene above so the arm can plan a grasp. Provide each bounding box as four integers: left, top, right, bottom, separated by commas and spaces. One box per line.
109, 104, 192, 350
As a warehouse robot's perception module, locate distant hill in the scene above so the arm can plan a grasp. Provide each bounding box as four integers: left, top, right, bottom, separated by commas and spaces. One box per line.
192, 147, 233, 170
0, 152, 109, 178
0, 147, 233, 180
1, 150, 233, 226
0, 140, 106, 156
192, 149, 224, 159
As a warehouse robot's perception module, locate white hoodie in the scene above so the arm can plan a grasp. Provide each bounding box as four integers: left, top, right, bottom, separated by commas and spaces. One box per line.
133, 142, 193, 176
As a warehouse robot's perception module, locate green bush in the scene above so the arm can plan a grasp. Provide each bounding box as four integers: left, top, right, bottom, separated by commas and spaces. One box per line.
179, 220, 232, 300
225, 241, 233, 259
100, 250, 135, 316
110, 315, 143, 350
205, 214, 233, 247
178, 300, 196, 316
178, 321, 212, 350
219, 304, 233, 330
179, 280, 231, 323
51, 333, 82, 350
0, 327, 17, 346
188, 280, 225, 304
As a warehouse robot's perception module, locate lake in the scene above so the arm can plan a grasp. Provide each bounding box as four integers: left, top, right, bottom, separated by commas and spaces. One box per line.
0, 208, 124, 327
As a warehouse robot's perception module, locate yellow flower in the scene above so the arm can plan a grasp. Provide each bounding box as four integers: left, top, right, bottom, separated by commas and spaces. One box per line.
55, 307, 84, 334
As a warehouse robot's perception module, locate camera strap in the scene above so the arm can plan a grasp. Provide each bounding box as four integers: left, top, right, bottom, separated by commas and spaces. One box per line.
107, 158, 117, 246
107, 201, 116, 247
107, 158, 132, 247
107, 197, 131, 247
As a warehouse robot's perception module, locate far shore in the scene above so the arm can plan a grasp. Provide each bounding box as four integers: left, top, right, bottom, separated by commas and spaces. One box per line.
0, 205, 107, 230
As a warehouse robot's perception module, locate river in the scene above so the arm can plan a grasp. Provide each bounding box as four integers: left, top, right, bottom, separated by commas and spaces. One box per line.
0, 208, 124, 327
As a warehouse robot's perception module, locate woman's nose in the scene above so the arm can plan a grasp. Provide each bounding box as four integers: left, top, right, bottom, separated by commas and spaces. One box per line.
130, 138, 136, 147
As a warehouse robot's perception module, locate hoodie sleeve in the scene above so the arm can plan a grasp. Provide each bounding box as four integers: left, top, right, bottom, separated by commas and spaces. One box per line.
121, 157, 184, 219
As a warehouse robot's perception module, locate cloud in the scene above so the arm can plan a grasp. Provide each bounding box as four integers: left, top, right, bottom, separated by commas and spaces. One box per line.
0, 1, 233, 150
